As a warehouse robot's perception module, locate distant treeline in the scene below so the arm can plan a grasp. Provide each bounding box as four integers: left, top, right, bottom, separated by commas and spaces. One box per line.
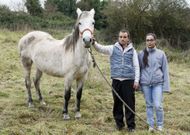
0, 6, 75, 31
0, 0, 190, 49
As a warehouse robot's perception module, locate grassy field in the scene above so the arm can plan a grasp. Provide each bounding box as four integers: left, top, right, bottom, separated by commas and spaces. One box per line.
0, 29, 190, 135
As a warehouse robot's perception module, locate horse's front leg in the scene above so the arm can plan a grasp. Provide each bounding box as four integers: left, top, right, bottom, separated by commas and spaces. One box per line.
75, 79, 84, 119
63, 79, 72, 120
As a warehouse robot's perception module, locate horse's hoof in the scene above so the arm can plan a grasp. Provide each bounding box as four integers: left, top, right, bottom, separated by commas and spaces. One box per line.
75, 112, 81, 119
63, 113, 70, 120
40, 100, 46, 106
28, 103, 34, 108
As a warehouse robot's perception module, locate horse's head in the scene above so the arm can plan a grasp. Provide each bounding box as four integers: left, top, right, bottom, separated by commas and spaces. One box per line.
76, 8, 95, 48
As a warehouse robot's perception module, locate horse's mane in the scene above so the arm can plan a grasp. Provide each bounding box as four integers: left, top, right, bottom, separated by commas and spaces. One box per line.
64, 11, 90, 51
64, 25, 79, 51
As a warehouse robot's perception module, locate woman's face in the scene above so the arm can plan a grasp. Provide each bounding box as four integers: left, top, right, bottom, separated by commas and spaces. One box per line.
146, 35, 156, 48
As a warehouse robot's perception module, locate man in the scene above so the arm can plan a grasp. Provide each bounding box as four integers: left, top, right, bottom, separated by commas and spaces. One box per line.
93, 29, 139, 132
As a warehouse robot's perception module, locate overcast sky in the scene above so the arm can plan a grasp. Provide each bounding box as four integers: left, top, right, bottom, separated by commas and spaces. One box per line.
0, 0, 190, 11
0, 0, 45, 11
0, 0, 45, 6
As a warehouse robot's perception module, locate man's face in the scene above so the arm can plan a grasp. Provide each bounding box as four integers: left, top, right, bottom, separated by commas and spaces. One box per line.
118, 32, 129, 46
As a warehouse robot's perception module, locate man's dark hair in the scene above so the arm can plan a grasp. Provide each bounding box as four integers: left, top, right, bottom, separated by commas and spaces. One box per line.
119, 29, 130, 39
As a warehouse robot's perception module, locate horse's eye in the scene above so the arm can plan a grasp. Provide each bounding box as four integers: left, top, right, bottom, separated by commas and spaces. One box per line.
79, 22, 82, 25
92, 22, 95, 25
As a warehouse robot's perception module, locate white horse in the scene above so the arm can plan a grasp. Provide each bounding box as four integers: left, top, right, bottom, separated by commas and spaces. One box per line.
18, 8, 95, 120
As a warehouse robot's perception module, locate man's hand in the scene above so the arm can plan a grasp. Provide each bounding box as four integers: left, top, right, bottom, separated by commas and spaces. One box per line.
92, 37, 96, 45
133, 82, 139, 90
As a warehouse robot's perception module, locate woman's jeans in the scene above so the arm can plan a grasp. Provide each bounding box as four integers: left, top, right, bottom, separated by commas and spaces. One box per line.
141, 84, 164, 128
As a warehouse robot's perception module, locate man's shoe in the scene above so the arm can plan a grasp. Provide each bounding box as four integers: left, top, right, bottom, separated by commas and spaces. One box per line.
116, 126, 124, 131
128, 128, 135, 132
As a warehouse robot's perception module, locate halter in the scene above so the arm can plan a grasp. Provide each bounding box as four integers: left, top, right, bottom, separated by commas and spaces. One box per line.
79, 28, 94, 38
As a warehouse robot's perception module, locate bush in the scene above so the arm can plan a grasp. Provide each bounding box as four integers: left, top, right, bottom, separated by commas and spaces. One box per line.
0, 8, 75, 31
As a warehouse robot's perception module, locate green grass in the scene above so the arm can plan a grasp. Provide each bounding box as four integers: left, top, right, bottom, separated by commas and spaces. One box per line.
0, 29, 190, 135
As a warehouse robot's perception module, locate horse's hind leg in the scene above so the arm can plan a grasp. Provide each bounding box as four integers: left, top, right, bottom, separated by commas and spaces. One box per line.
75, 79, 84, 119
21, 57, 33, 107
33, 68, 46, 105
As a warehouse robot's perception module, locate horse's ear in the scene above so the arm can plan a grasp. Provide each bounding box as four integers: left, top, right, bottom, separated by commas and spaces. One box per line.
90, 8, 95, 15
77, 8, 82, 18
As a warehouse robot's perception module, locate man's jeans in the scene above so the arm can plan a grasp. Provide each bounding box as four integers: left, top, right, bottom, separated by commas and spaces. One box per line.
141, 84, 164, 128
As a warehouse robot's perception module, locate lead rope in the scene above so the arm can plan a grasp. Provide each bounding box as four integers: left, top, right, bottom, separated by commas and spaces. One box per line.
88, 47, 166, 134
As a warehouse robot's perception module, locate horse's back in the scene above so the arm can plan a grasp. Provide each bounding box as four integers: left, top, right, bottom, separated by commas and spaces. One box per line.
18, 31, 52, 50
18, 31, 53, 57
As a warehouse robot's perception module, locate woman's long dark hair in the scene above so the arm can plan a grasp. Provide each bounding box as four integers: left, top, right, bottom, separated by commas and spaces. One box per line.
143, 33, 157, 67
143, 48, 149, 67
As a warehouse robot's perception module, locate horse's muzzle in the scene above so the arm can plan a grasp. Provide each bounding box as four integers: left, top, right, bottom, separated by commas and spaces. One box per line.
83, 37, 92, 48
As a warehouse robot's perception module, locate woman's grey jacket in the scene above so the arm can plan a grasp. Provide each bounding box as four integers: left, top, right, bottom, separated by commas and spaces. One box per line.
138, 47, 170, 92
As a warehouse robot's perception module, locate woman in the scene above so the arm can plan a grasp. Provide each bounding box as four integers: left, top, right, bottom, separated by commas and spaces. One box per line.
138, 33, 170, 132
